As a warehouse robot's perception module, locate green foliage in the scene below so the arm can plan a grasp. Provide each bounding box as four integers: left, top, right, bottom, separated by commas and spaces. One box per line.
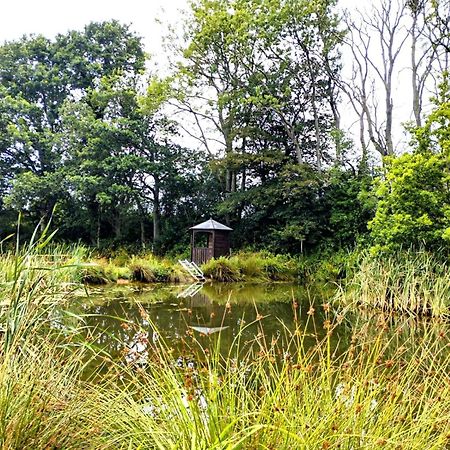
202, 252, 298, 282
369, 76, 450, 253
129, 255, 172, 283
201, 256, 243, 282
1, 224, 450, 447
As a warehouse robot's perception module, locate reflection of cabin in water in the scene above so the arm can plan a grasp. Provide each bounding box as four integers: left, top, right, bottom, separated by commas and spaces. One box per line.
190, 219, 232, 265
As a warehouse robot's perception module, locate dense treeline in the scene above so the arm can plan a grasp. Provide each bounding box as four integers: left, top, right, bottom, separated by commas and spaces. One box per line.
0, 0, 449, 255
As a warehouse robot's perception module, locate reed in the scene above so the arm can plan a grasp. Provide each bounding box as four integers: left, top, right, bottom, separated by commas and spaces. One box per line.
0, 228, 104, 448
336, 250, 450, 316
1, 229, 449, 448
201, 252, 298, 282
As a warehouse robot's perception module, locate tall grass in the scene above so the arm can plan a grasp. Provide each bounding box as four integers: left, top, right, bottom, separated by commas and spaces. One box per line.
336, 250, 450, 316
1, 228, 449, 448
93, 310, 450, 449
0, 226, 105, 448
202, 252, 298, 282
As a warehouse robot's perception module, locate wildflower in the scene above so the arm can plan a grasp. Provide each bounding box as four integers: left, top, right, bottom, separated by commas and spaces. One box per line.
187, 360, 196, 370
322, 303, 330, 312
120, 322, 131, 330
175, 356, 184, 368
307, 306, 315, 316
256, 313, 263, 321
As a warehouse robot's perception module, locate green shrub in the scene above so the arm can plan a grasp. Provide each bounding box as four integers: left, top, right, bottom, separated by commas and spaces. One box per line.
202, 256, 243, 282
129, 256, 172, 283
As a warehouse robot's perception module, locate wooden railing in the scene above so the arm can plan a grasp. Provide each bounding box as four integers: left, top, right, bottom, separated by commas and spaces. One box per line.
192, 247, 213, 265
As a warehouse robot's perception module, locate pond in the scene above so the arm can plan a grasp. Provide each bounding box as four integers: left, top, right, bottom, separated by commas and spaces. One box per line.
70, 282, 338, 364
69, 281, 448, 370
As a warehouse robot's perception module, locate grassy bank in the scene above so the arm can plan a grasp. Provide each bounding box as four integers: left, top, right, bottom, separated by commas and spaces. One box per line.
1, 237, 448, 317
0, 245, 301, 287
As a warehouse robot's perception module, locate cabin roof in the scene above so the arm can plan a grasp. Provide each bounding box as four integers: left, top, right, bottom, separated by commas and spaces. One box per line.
190, 218, 233, 231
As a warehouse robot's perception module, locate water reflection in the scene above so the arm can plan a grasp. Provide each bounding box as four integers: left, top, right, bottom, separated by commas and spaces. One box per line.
69, 282, 449, 369
73, 283, 330, 362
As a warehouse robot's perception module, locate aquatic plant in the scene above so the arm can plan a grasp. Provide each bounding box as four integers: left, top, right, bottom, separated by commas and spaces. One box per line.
1, 227, 449, 448
93, 309, 450, 449
0, 227, 104, 448
336, 250, 450, 316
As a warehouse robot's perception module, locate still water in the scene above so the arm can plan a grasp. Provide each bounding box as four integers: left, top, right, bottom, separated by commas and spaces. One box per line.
72, 282, 336, 363
70, 282, 447, 368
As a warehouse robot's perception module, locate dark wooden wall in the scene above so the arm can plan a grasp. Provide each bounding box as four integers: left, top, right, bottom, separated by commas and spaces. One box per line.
213, 231, 230, 258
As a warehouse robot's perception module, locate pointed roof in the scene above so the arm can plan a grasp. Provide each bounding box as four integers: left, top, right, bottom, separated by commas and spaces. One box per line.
190, 218, 233, 231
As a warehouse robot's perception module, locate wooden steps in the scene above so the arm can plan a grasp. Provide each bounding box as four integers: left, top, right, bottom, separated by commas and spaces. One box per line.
177, 282, 204, 298
178, 259, 206, 282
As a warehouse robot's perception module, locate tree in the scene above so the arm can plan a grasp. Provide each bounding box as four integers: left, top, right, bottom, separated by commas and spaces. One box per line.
0, 22, 147, 240
369, 75, 450, 252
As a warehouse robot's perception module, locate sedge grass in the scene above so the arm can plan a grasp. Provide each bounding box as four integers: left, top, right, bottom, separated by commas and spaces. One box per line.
335, 250, 450, 317
92, 307, 450, 449
0, 226, 105, 448
1, 227, 449, 448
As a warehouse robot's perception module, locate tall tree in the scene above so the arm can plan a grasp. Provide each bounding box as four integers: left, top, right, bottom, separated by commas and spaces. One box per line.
0, 21, 146, 234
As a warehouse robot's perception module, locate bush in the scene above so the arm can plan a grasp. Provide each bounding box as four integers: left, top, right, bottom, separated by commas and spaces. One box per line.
129, 256, 172, 283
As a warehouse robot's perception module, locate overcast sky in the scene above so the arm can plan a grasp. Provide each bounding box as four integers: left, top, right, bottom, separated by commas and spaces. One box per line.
0, 0, 187, 63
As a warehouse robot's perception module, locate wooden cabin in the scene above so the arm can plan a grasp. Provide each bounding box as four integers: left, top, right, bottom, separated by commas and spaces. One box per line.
190, 219, 232, 265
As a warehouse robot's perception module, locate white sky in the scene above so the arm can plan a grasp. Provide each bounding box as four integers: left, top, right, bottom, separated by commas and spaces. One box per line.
0, 0, 188, 65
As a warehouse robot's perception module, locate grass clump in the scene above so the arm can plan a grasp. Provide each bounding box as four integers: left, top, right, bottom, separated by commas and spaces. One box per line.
202, 256, 243, 282
202, 252, 298, 282
129, 255, 172, 283
79, 263, 109, 285
336, 250, 450, 316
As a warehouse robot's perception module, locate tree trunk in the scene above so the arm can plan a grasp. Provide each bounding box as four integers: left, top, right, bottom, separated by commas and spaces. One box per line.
96, 211, 101, 248
411, 11, 422, 127
153, 177, 161, 247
